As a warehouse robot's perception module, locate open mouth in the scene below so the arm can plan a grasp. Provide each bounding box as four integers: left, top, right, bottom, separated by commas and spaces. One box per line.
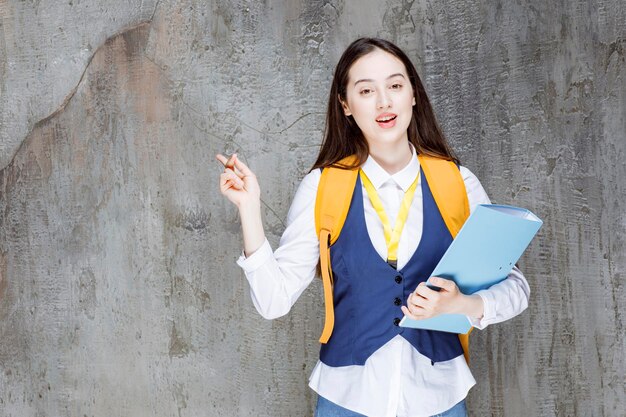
376, 114, 397, 128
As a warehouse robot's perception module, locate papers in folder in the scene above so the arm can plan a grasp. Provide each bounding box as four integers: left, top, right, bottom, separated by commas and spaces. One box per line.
399, 204, 542, 334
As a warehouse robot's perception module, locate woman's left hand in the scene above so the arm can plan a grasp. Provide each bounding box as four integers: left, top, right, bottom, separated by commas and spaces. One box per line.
401, 277, 470, 320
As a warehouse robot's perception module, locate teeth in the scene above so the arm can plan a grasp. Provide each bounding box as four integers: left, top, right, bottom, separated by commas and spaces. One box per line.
378, 115, 395, 122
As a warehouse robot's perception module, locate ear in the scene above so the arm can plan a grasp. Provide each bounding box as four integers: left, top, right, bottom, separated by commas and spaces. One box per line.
412, 95, 416, 106
338, 94, 352, 116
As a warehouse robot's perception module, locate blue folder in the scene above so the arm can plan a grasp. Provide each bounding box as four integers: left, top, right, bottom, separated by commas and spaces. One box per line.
399, 204, 543, 333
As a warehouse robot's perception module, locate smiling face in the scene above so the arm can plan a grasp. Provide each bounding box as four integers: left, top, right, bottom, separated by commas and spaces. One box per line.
340, 48, 416, 149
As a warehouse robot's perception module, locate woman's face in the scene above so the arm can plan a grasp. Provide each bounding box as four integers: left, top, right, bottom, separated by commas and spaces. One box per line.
340, 48, 416, 148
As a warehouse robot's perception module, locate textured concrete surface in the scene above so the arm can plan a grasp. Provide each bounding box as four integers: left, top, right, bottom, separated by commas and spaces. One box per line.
0, 1, 624, 416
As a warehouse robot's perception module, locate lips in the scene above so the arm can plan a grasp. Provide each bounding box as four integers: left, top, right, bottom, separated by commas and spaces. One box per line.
376, 113, 397, 128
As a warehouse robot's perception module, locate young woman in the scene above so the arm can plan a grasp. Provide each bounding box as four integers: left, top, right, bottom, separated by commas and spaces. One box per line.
217, 38, 529, 417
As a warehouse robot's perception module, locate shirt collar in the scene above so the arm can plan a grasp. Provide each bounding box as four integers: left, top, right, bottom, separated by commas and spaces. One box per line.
361, 143, 420, 192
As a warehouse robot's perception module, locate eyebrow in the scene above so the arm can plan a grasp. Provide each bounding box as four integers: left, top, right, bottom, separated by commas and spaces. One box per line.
354, 73, 406, 86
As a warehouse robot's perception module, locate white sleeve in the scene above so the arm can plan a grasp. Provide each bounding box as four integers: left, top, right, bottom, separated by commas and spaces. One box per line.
235, 169, 321, 319
459, 166, 531, 330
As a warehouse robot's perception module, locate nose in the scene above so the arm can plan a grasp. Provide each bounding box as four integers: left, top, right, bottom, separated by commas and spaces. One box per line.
376, 90, 392, 109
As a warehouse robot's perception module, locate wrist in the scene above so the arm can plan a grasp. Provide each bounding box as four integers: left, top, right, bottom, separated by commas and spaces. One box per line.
237, 199, 261, 215
458, 294, 484, 319
237, 199, 265, 258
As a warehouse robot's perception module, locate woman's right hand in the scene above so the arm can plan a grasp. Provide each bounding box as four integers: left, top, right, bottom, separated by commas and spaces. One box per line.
216, 153, 261, 209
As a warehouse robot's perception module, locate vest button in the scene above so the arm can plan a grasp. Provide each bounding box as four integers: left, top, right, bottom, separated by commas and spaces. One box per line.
394, 297, 402, 306
394, 275, 403, 284
393, 317, 401, 326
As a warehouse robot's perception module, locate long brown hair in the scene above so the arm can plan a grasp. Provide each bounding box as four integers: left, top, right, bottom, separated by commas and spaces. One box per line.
311, 38, 459, 171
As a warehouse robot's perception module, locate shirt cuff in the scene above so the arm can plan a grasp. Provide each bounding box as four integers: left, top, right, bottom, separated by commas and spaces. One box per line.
236, 238, 273, 273
469, 290, 495, 330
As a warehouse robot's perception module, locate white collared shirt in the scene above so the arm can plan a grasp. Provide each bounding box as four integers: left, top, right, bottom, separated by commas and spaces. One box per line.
236, 146, 530, 417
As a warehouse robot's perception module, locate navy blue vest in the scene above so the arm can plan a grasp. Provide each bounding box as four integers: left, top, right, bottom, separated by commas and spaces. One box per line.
319, 168, 464, 366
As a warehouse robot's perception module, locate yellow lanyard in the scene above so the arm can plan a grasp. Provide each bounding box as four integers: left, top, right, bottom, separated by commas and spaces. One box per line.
359, 169, 420, 269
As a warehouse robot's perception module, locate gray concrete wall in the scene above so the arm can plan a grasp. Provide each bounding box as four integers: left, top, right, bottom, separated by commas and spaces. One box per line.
0, 1, 624, 416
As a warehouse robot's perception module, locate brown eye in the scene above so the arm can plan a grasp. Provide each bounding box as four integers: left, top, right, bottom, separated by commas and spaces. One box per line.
360, 88, 372, 95
391, 83, 402, 89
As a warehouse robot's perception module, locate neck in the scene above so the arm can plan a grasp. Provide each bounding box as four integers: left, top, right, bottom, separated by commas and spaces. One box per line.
368, 140, 413, 175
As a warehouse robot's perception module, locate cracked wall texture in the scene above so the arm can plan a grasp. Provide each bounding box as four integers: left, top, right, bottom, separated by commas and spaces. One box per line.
0, 1, 624, 416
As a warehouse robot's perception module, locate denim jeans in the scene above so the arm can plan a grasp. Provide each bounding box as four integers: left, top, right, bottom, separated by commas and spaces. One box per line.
314, 396, 467, 417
